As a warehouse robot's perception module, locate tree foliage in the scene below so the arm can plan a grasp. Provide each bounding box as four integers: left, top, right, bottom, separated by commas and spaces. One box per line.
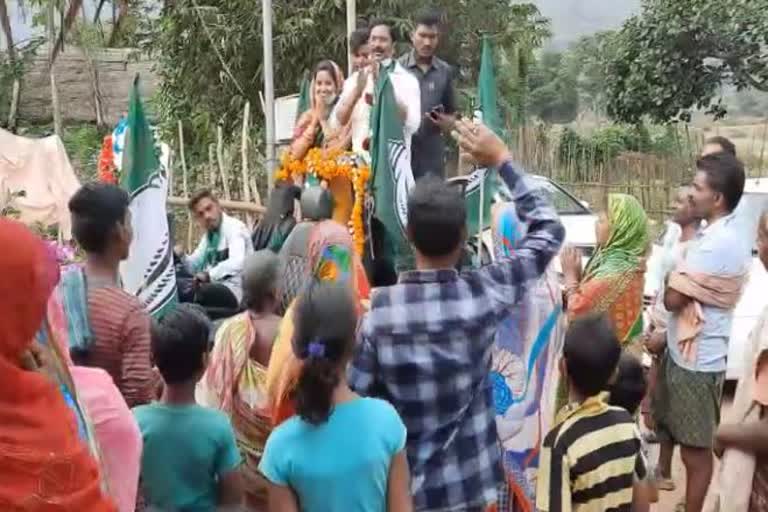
527, 52, 579, 124
606, 0, 768, 124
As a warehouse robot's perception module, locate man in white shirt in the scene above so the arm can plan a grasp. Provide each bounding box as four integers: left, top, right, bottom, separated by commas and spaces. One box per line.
332, 19, 421, 158
178, 189, 253, 314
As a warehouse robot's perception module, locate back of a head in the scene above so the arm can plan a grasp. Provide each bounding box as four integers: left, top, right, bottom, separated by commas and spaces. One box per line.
69, 183, 130, 254
242, 250, 280, 311
350, 27, 370, 54
696, 152, 746, 213
704, 136, 736, 157
608, 352, 647, 415
151, 304, 211, 385
292, 281, 358, 425
407, 176, 466, 257
263, 183, 300, 225
300, 187, 333, 221
563, 314, 622, 397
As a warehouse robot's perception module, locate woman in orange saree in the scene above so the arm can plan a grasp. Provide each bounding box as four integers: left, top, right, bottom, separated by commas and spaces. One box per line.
265, 220, 369, 426
0, 218, 115, 511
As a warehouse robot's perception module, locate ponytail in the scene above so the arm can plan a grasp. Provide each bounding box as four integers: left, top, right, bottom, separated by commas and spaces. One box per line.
291, 280, 358, 425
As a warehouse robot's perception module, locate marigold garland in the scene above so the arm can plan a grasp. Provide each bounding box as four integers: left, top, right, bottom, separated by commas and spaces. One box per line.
97, 135, 117, 184
275, 148, 370, 256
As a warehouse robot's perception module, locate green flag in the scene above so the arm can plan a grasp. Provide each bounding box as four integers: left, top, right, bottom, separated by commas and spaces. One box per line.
296, 72, 311, 118
370, 73, 415, 271
118, 77, 177, 318
464, 36, 501, 239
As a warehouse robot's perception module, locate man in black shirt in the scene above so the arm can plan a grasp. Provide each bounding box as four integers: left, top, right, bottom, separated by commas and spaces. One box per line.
400, 9, 457, 180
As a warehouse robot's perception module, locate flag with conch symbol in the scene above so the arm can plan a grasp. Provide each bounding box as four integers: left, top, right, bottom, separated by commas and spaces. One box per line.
117, 76, 177, 318
369, 70, 415, 272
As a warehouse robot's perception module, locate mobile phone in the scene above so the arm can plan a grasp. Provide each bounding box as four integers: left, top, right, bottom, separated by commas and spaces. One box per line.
431, 104, 445, 114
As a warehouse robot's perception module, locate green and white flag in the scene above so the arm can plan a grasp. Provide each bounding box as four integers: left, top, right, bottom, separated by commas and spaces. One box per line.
464, 36, 502, 238
296, 71, 311, 118
370, 72, 415, 271
119, 77, 177, 318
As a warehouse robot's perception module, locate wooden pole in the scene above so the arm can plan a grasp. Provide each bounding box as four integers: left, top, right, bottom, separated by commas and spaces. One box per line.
241, 101, 257, 226
346, 0, 356, 75
216, 124, 231, 199
208, 144, 216, 189
168, 196, 265, 214
177, 120, 192, 250
262, 0, 276, 192
48, 2, 62, 136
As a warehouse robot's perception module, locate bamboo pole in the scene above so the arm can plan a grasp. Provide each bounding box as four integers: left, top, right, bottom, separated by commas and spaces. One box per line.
177, 120, 192, 250
208, 144, 216, 189
216, 124, 231, 199
241, 101, 257, 226
48, 3, 62, 136
262, 0, 276, 192
168, 196, 265, 214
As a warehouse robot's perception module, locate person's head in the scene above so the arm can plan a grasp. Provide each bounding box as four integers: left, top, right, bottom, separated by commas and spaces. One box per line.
757, 211, 768, 270
594, 193, 648, 253
407, 177, 467, 267
671, 185, 698, 227
292, 281, 358, 424
263, 182, 300, 225
307, 220, 355, 285
411, 8, 441, 61
69, 182, 133, 260
561, 314, 621, 399
369, 18, 396, 61
188, 189, 222, 232
691, 152, 745, 221
702, 136, 736, 158
0, 219, 58, 363
151, 304, 211, 386
312, 60, 343, 107
350, 28, 371, 71
242, 250, 280, 313
607, 351, 647, 415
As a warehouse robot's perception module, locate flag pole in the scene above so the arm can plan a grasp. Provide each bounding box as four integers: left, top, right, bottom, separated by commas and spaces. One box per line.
346, 0, 356, 75
262, 0, 276, 192
477, 171, 485, 267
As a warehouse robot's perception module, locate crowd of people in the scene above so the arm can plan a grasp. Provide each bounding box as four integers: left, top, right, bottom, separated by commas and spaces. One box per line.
1, 8, 767, 512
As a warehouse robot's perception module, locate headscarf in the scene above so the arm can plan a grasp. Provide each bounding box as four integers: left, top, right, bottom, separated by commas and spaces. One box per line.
0, 219, 115, 511
583, 193, 649, 280
266, 220, 369, 426
490, 204, 564, 512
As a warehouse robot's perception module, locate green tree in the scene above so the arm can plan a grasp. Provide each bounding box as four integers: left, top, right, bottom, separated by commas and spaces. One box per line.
527, 51, 579, 124
606, 0, 768, 124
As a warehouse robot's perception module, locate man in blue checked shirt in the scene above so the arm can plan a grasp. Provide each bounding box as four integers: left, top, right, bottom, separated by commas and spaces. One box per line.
349, 119, 565, 512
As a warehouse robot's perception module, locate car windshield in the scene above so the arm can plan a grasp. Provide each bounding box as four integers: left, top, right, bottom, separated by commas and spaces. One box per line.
531, 177, 591, 215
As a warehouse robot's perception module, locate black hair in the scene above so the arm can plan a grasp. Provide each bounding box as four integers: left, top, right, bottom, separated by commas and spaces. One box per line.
262, 182, 300, 226
608, 352, 647, 415
188, 188, 218, 211
350, 28, 370, 54
695, 152, 746, 212
368, 18, 396, 42
313, 60, 341, 89
68, 182, 130, 254
563, 314, 622, 397
242, 250, 280, 311
407, 176, 466, 257
705, 136, 737, 157
151, 303, 211, 385
414, 7, 441, 28
292, 281, 358, 425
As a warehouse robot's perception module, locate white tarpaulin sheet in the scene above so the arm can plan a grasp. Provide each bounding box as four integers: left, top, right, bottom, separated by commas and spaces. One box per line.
0, 129, 81, 239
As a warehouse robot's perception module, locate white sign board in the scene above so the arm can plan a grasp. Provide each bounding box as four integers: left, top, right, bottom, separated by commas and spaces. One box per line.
276, 94, 299, 143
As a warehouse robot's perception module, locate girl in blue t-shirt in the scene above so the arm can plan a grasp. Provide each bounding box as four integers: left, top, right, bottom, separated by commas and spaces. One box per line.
259, 281, 412, 512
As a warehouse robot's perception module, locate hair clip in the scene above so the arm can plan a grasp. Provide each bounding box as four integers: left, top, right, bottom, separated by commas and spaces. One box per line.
307, 340, 326, 359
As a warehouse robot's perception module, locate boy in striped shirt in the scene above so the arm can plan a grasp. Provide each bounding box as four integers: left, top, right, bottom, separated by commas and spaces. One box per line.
537, 314, 643, 512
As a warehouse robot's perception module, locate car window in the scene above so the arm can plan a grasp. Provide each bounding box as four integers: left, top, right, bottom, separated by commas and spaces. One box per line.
532, 178, 591, 215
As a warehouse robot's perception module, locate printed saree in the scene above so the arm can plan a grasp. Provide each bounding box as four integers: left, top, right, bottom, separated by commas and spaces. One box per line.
489, 203, 565, 512
197, 311, 275, 509
567, 193, 649, 343
266, 220, 370, 426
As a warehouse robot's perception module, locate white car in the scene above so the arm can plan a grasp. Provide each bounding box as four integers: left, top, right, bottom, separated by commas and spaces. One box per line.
644, 178, 768, 380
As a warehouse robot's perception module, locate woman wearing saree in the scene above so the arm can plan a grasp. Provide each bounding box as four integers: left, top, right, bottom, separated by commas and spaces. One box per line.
489, 203, 565, 512
288, 60, 355, 227
196, 251, 282, 510
0, 218, 115, 511
265, 220, 370, 426
561, 193, 649, 343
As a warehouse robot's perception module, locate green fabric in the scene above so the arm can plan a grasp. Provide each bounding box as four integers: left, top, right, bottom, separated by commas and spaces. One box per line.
583, 193, 649, 280
297, 71, 311, 118
464, 36, 500, 240
370, 72, 414, 272
202, 229, 222, 270
120, 77, 160, 194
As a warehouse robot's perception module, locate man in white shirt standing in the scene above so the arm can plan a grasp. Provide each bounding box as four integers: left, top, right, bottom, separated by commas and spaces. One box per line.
178, 189, 253, 315
333, 19, 421, 159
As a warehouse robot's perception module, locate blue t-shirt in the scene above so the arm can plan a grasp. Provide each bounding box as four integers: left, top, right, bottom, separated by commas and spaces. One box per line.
259, 397, 406, 512
133, 403, 242, 512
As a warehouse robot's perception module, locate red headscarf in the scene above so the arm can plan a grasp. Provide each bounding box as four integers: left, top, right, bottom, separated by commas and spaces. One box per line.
0, 219, 115, 511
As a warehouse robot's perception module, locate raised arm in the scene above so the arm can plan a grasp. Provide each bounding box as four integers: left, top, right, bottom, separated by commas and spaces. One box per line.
453, 120, 564, 309
333, 69, 368, 127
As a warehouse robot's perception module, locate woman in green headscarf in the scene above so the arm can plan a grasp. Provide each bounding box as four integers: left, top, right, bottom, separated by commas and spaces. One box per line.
561, 193, 650, 344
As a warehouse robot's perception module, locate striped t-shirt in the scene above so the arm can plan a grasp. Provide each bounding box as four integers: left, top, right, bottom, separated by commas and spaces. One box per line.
536, 393, 643, 512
